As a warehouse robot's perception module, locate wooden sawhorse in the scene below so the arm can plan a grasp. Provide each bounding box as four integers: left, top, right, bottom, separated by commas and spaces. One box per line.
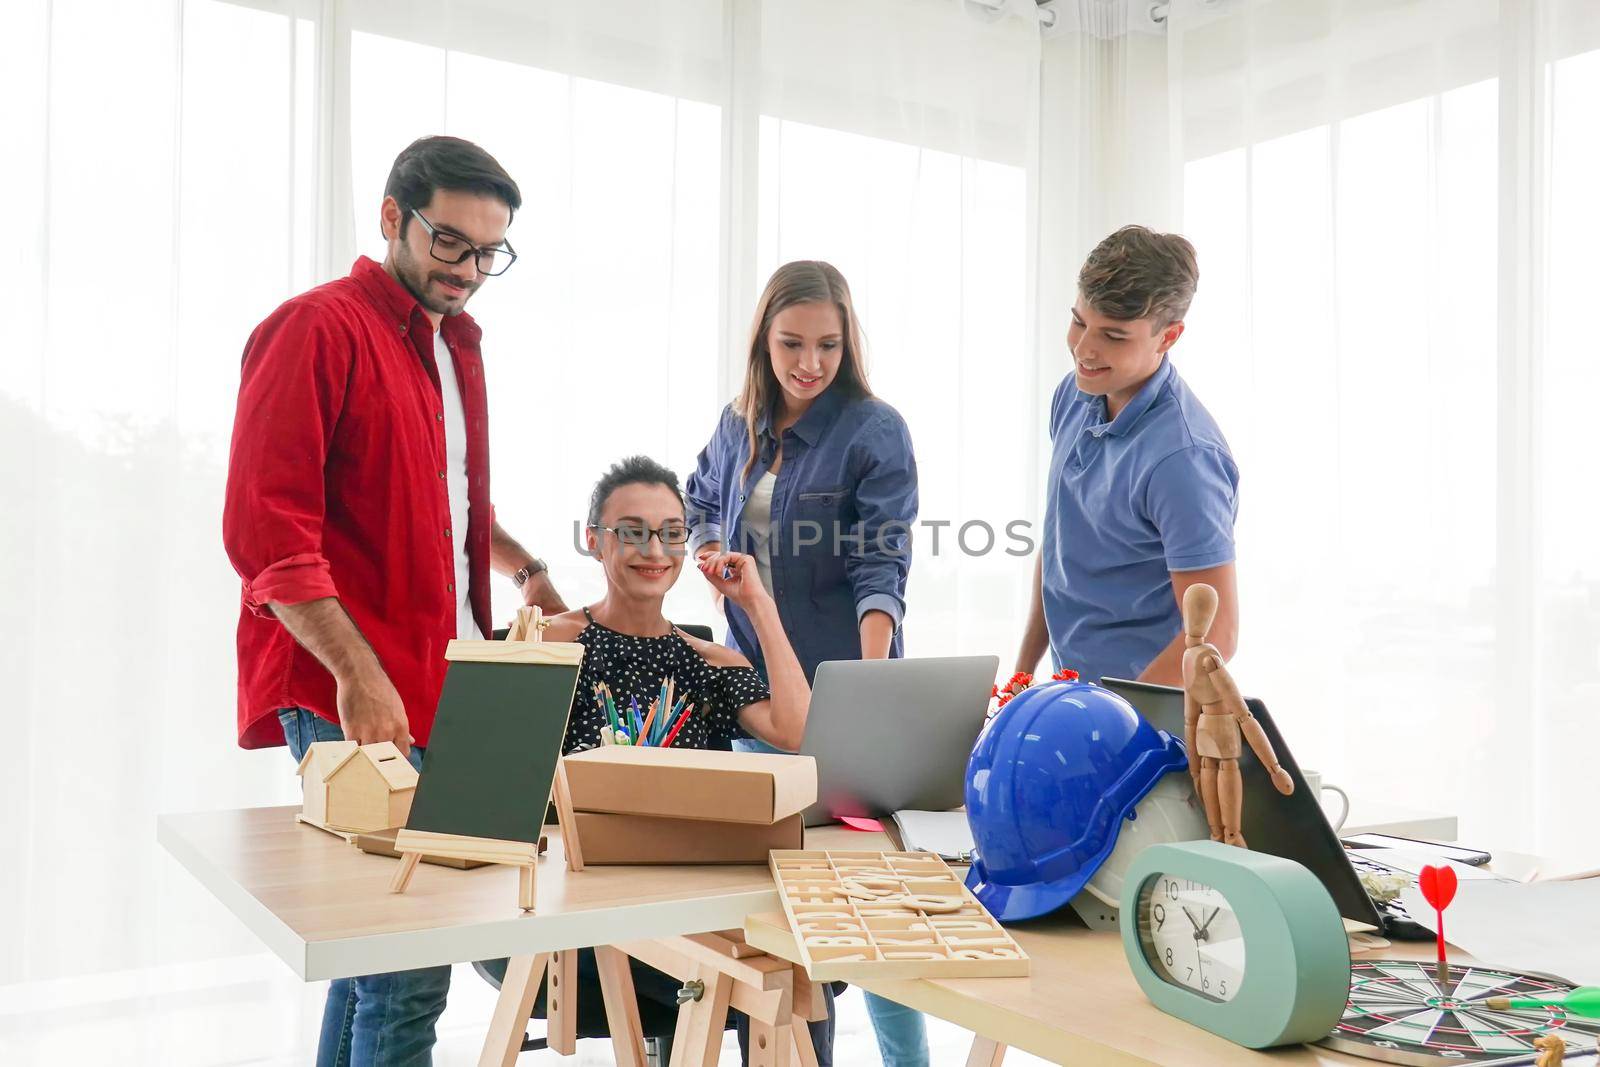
479, 929, 827, 1067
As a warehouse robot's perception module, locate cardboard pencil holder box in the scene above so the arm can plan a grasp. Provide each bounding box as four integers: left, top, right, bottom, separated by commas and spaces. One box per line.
569, 811, 804, 864
561, 746, 817, 825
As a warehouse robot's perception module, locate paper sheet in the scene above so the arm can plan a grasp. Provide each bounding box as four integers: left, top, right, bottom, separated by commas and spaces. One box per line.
1398, 876, 1600, 986
889, 809, 974, 862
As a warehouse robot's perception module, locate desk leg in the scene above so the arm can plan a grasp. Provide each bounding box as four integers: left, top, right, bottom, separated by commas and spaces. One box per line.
790, 1013, 820, 1067
547, 949, 578, 1055
669, 964, 734, 1067
594, 945, 647, 1067
966, 1035, 1007, 1066
747, 1012, 792, 1067
791, 970, 829, 1023
479, 953, 549, 1067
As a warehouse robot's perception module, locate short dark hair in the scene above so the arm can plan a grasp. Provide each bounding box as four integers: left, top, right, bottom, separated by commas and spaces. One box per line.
383, 135, 522, 238
587, 456, 685, 528
1078, 225, 1199, 330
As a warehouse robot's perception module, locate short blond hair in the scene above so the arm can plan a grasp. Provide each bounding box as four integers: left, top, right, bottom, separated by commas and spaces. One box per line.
1079, 225, 1198, 330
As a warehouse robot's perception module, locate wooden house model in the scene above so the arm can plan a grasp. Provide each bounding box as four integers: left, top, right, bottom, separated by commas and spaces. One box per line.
296, 740, 418, 833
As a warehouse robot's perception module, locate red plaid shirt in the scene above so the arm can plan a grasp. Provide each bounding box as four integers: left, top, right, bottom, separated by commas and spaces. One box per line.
223, 257, 493, 749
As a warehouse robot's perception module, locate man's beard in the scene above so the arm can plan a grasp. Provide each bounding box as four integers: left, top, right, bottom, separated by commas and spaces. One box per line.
394, 245, 478, 316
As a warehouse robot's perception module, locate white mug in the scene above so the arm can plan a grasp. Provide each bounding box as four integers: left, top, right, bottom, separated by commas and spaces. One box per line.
1300, 769, 1349, 831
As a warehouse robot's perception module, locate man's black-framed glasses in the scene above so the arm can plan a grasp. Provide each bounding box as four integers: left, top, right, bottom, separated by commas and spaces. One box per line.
410, 209, 518, 276
590, 522, 691, 547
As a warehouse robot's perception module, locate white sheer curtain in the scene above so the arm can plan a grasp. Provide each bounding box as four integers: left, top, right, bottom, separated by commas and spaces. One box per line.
15, 0, 1596, 1059
3, 0, 323, 1058
1168, 0, 1600, 856
339, 0, 730, 628
2, 1, 1046, 1061
752, 0, 1042, 658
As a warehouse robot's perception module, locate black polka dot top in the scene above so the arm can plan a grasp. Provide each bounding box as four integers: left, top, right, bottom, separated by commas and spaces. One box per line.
563, 607, 769, 755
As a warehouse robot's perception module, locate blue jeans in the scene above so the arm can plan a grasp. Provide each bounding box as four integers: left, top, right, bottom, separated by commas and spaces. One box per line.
733, 742, 929, 1066
864, 992, 929, 1067
279, 708, 452, 1067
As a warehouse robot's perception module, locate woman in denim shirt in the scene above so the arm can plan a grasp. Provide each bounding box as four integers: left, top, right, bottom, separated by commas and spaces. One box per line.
686, 260, 927, 1067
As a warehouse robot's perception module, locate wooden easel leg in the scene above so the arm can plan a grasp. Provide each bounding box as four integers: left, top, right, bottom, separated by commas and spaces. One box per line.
479, 953, 549, 1067
390, 851, 421, 893
966, 1035, 1007, 1066
553, 763, 584, 872
595, 945, 647, 1067
546, 949, 578, 1055
518, 863, 536, 912
669, 965, 734, 1067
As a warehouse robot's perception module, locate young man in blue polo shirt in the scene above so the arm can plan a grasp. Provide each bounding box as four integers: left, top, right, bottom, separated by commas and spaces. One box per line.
1016, 225, 1239, 686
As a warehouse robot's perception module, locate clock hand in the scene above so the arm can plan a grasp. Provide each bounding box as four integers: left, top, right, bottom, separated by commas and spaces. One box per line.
1197, 906, 1221, 939
1181, 905, 1202, 935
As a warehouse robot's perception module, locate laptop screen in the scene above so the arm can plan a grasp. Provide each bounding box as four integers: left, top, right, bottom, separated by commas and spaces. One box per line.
1101, 678, 1382, 928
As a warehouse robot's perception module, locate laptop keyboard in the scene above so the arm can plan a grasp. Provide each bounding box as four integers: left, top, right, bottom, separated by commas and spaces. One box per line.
1346, 851, 1436, 941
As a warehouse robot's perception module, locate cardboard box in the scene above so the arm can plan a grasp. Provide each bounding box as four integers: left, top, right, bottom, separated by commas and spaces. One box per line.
561, 746, 817, 825
571, 811, 804, 864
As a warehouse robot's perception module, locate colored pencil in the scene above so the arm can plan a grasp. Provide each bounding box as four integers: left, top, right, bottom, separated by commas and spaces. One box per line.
661, 702, 696, 748
659, 695, 686, 745
596, 687, 621, 736
639, 697, 660, 744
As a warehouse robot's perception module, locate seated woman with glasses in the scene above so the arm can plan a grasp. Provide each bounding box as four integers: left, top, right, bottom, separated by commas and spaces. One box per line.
542, 453, 811, 755
481, 455, 835, 1064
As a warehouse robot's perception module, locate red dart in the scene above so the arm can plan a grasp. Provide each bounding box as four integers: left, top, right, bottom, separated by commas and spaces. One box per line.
1419, 864, 1459, 988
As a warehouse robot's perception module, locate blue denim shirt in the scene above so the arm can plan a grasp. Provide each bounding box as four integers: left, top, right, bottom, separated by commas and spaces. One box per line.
685, 387, 919, 682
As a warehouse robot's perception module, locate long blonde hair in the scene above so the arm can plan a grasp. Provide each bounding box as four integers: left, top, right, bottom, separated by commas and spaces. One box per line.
737, 261, 873, 480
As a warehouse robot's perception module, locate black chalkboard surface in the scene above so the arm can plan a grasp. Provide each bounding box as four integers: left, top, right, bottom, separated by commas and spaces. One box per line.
403, 641, 584, 846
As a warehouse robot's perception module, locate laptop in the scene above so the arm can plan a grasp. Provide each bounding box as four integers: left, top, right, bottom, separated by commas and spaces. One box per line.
1100, 678, 1387, 930
800, 656, 999, 827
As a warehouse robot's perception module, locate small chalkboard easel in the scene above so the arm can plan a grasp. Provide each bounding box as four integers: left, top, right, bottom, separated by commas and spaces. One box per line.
390, 606, 583, 911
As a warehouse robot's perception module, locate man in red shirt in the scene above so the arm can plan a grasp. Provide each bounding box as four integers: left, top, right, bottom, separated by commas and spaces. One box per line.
223, 135, 564, 1066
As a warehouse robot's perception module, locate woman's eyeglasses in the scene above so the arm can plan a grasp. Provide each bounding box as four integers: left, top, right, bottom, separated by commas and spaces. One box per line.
590, 523, 691, 547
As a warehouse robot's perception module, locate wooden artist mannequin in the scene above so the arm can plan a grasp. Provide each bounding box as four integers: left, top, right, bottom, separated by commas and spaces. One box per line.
1181, 583, 1293, 847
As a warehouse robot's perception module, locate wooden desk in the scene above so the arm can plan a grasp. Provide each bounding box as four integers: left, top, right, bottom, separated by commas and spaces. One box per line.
160, 806, 849, 1066
158, 805, 802, 981
156, 802, 1456, 983
747, 908, 1451, 1067
160, 803, 1482, 1065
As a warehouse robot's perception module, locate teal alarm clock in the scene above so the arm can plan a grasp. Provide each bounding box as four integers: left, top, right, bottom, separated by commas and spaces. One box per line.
1119, 841, 1350, 1048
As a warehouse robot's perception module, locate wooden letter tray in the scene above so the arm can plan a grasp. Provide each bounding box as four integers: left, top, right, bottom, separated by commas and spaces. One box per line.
770, 849, 1029, 982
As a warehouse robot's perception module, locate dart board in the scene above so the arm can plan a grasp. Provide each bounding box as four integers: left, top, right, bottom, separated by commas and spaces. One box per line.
1318, 960, 1600, 1065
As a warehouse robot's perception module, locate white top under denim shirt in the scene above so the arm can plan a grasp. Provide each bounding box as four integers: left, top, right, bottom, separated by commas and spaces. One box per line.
741, 472, 778, 595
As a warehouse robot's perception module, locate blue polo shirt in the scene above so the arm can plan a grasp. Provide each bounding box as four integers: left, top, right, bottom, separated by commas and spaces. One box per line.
1042, 357, 1239, 682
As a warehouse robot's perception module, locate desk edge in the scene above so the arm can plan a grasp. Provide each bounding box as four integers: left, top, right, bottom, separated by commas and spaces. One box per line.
158, 815, 311, 981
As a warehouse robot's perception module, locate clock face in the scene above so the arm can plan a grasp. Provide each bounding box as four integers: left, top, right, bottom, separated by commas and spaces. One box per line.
1137, 872, 1247, 1003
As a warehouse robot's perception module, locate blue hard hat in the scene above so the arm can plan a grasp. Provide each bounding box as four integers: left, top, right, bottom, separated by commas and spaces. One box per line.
965, 679, 1188, 922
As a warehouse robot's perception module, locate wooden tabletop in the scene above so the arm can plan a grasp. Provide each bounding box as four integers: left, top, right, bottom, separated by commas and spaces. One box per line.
158, 805, 862, 981
746, 908, 1449, 1067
